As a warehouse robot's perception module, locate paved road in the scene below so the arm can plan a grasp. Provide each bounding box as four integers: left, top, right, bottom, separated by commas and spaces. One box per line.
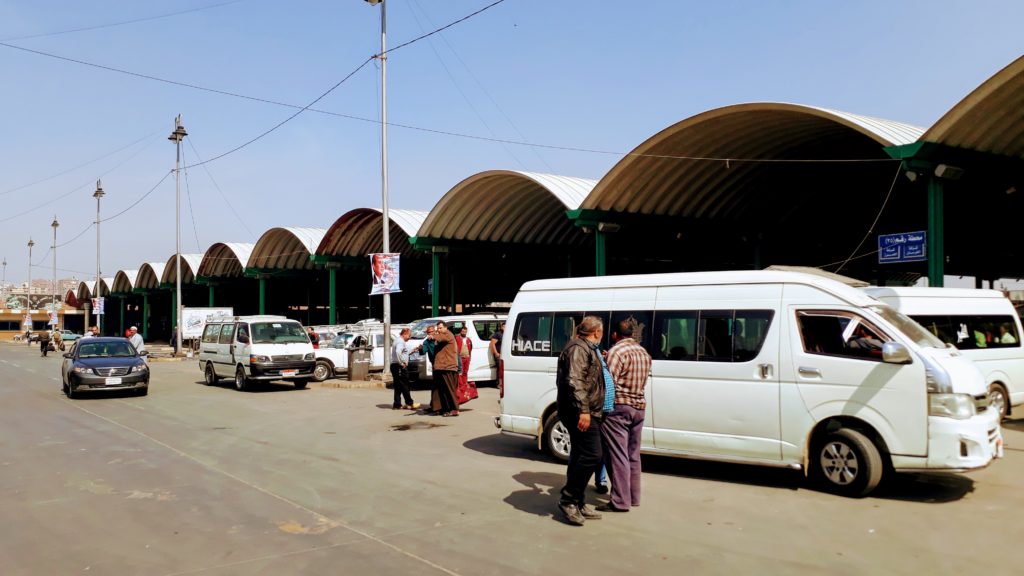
1, 342, 1022, 575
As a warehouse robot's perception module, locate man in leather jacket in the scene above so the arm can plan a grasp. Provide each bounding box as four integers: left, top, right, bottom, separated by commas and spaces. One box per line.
555, 315, 606, 525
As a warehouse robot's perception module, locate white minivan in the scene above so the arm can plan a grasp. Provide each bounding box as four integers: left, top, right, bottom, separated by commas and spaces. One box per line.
497, 271, 1003, 497
865, 287, 1024, 419
198, 315, 315, 391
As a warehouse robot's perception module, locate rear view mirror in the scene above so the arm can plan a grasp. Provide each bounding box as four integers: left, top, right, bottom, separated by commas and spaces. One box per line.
882, 342, 912, 364
62, 353, 72, 359
237, 334, 250, 344
140, 350, 149, 357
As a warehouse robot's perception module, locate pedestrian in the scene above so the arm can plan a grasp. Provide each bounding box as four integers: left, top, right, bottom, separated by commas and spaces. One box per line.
555, 315, 607, 526
38, 328, 51, 357
598, 320, 652, 512
52, 328, 63, 352
128, 326, 146, 356
489, 321, 505, 366
429, 321, 461, 417
82, 325, 99, 338
390, 328, 420, 410
456, 325, 478, 404
307, 326, 320, 349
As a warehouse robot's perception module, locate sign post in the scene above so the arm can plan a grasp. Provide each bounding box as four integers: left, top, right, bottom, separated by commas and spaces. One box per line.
878, 231, 927, 264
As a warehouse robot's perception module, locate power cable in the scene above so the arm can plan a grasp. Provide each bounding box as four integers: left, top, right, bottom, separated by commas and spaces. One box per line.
182, 148, 203, 252
186, 138, 254, 238
100, 170, 173, 223
833, 163, 904, 274
1, 0, 250, 42
378, 0, 507, 57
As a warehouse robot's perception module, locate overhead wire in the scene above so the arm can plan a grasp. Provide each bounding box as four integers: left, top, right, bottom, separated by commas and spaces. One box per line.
100, 170, 173, 223
186, 138, 254, 238
832, 162, 905, 273
181, 147, 203, 252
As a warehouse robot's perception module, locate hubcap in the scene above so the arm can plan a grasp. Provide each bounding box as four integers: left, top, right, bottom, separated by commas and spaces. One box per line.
314, 363, 329, 380
551, 421, 571, 459
820, 441, 859, 485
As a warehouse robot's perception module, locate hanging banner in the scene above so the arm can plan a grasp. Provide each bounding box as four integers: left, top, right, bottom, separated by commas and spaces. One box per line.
369, 253, 401, 295
92, 297, 106, 315
48, 311, 58, 326
22, 314, 31, 330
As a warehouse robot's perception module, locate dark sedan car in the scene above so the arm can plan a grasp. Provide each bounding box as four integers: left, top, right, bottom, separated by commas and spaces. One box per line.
61, 338, 150, 398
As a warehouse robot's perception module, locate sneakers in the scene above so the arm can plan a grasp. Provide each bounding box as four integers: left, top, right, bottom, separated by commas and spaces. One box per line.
595, 483, 610, 495
578, 504, 602, 520
558, 501, 586, 526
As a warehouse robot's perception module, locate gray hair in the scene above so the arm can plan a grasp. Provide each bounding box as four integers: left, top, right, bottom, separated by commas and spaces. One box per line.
577, 316, 603, 337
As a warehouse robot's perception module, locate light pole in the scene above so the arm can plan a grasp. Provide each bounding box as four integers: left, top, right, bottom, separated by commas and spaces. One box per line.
51, 216, 59, 329
168, 115, 187, 355
93, 180, 105, 333
2, 258, 6, 303
26, 238, 34, 312
365, 0, 392, 359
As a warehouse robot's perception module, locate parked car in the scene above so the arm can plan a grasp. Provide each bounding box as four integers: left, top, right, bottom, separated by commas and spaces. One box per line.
61, 337, 150, 398
406, 313, 505, 384
198, 315, 315, 391
58, 329, 82, 343
312, 322, 403, 382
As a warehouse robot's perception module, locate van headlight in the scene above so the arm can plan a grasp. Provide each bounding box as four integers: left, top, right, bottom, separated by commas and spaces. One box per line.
303, 352, 314, 361
929, 393, 976, 419
250, 355, 271, 364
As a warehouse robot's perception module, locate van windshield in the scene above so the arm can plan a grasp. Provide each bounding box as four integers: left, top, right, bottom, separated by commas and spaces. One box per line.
249, 322, 309, 344
870, 306, 945, 349
410, 319, 439, 339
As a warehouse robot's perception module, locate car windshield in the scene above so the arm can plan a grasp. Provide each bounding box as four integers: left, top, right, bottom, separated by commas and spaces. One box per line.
78, 341, 137, 358
410, 319, 439, 339
330, 333, 355, 348
249, 322, 309, 344
870, 306, 945, 349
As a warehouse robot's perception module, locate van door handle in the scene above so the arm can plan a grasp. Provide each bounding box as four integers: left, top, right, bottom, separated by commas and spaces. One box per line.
759, 363, 772, 379
798, 366, 821, 377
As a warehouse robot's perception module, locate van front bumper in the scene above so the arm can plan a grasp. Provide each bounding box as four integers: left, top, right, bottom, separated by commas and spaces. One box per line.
248, 361, 315, 380
896, 410, 1003, 472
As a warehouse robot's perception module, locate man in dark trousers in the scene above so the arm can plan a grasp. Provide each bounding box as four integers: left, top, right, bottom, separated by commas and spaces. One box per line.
555, 315, 607, 525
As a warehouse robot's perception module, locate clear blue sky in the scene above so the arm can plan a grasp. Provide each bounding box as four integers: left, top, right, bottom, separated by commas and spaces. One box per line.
0, 0, 1021, 286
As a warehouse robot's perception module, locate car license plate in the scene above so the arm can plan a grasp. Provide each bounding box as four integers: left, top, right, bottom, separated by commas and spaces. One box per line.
281, 369, 297, 377
105, 377, 123, 386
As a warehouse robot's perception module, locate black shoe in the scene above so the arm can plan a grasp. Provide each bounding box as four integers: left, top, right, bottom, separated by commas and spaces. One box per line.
596, 503, 629, 513
595, 483, 610, 495
557, 501, 585, 526
578, 504, 602, 520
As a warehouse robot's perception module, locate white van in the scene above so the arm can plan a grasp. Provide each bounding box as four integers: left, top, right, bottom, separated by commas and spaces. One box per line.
198, 315, 315, 391
312, 324, 404, 381
406, 314, 505, 384
865, 287, 1024, 419
497, 271, 1003, 497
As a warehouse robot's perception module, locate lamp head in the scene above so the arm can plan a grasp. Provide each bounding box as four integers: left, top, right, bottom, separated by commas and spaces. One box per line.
51, 216, 59, 229
93, 179, 105, 199
28, 238, 34, 248
168, 114, 188, 142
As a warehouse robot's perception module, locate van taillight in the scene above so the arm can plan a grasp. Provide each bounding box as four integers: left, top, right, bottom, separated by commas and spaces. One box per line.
498, 359, 504, 399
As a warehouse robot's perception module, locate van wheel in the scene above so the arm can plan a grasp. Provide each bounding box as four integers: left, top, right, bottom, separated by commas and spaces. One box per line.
812, 428, 884, 497
293, 379, 308, 390
234, 366, 249, 392
205, 363, 219, 386
988, 383, 1009, 420
312, 361, 332, 382
542, 412, 571, 462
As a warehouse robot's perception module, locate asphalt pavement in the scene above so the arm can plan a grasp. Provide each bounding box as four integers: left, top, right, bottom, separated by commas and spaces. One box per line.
1, 341, 1022, 575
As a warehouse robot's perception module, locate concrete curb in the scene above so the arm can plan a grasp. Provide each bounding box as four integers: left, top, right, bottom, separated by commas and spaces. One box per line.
316, 379, 386, 389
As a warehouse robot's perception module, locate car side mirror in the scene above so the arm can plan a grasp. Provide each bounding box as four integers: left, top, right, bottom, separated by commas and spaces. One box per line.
62, 353, 72, 359
882, 342, 912, 364
140, 350, 149, 357
238, 334, 249, 344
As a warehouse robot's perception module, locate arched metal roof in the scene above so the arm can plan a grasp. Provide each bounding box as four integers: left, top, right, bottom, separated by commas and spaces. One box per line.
316, 208, 428, 258
248, 227, 326, 270
99, 278, 114, 296
161, 253, 204, 284
111, 270, 138, 293
76, 281, 96, 301
197, 243, 254, 278
416, 170, 596, 244
135, 262, 167, 290
922, 56, 1024, 159
582, 102, 925, 216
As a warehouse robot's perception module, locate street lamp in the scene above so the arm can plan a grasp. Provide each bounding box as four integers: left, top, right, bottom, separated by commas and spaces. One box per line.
2, 258, 7, 302
93, 180, 105, 332
168, 115, 187, 355
26, 238, 34, 312
51, 216, 59, 329
365, 0, 393, 359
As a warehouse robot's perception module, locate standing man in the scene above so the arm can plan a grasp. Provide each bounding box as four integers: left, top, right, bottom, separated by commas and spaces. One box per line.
38, 328, 51, 357
82, 325, 99, 338
598, 320, 652, 512
555, 316, 606, 526
430, 321, 460, 417
128, 326, 146, 355
489, 322, 505, 366
390, 328, 420, 410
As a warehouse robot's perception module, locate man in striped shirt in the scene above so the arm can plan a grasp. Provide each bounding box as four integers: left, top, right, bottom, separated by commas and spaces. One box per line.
598, 320, 652, 512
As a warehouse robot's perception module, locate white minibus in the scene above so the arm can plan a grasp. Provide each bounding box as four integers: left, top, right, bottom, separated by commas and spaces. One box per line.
866, 287, 1024, 419
496, 271, 1003, 497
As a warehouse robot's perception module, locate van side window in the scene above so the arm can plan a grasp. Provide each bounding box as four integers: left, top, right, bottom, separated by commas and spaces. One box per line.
733, 310, 775, 362
236, 324, 249, 342
654, 311, 697, 361
797, 311, 888, 360
473, 320, 502, 341
912, 314, 1020, 349
553, 312, 584, 353
698, 311, 733, 362
218, 323, 235, 344
512, 313, 553, 356
609, 311, 653, 351
202, 324, 220, 344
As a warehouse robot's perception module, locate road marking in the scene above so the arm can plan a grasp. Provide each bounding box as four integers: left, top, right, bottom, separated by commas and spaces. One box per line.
67, 403, 459, 576
11, 363, 20, 368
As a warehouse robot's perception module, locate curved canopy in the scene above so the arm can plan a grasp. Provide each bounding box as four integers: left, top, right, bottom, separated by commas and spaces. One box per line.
582, 102, 924, 217
197, 243, 254, 278
248, 227, 326, 270
76, 281, 96, 301
417, 170, 595, 244
111, 270, 138, 294
135, 262, 166, 290
316, 208, 428, 258
99, 278, 114, 297
161, 253, 204, 284
922, 55, 1024, 159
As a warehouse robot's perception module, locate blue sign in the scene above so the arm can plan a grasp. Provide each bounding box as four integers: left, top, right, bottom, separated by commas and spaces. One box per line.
878, 231, 927, 264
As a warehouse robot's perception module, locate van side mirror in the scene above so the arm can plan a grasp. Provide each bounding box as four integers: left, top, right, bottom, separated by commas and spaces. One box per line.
882, 342, 912, 364
238, 334, 249, 344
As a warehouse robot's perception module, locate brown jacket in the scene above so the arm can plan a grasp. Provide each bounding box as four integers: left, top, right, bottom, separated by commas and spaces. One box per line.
556, 336, 605, 418
432, 330, 459, 372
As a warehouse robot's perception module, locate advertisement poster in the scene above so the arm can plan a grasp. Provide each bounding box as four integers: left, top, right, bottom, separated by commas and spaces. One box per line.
92, 297, 105, 315
181, 307, 234, 339
369, 253, 401, 295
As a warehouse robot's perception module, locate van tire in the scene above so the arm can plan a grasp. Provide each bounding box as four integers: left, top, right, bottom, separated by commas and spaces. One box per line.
312, 360, 333, 382
988, 383, 1009, 420
542, 412, 571, 463
293, 379, 308, 390
205, 363, 219, 386
812, 428, 884, 497
234, 366, 249, 392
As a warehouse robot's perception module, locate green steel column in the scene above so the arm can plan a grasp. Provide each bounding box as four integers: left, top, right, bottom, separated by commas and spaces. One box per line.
431, 251, 440, 317
595, 230, 607, 276
170, 291, 177, 334
142, 294, 149, 339
259, 277, 266, 315
927, 176, 945, 287
119, 297, 125, 336
208, 285, 215, 307
328, 268, 337, 325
